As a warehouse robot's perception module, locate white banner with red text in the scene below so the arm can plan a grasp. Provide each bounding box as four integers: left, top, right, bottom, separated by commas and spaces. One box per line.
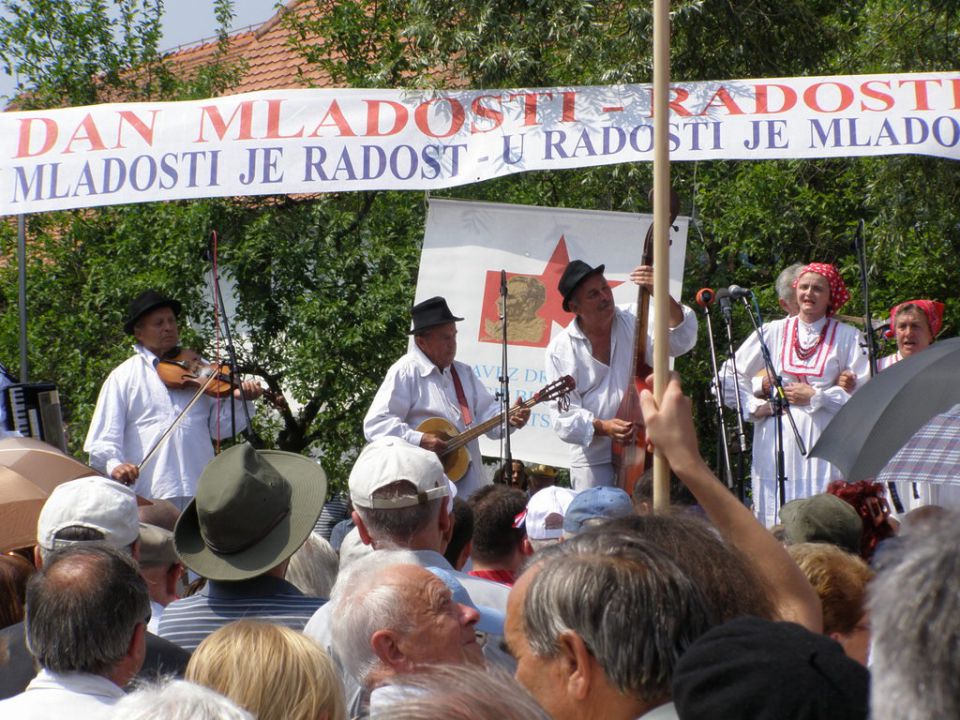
2, 71, 959, 216
413, 198, 689, 470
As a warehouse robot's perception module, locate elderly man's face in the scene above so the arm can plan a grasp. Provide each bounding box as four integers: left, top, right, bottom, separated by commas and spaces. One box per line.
415, 323, 458, 370
134, 306, 179, 357
779, 289, 800, 316
392, 565, 484, 667
569, 273, 614, 327
506, 567, 572, 720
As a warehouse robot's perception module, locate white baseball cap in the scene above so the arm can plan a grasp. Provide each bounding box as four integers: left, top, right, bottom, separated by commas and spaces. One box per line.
521, 486, 577, 540
349, 437, 451, 509
37, 476, 140, 551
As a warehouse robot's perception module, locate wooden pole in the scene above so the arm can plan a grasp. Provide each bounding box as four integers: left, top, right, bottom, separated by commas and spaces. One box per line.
652, 0, 671, 512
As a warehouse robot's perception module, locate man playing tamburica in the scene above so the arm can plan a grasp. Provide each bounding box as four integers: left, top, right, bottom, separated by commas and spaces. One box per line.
363, 296, 530, 499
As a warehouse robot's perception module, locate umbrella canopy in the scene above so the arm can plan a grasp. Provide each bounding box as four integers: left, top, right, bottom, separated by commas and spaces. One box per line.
0, 437, 118, 553
876, 404, 960, 487
0, 466, 52, 553
809, 336, 960, 481
0, 436, 98, 493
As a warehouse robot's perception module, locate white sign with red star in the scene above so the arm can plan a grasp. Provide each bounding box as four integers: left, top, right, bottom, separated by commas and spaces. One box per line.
415, 198, 689, 470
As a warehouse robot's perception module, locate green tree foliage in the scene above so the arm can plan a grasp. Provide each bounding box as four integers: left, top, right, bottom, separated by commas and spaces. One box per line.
0, 0, 244, 107
0, 0, 172, 107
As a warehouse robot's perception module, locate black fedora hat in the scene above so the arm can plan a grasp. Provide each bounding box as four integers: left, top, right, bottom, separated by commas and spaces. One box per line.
123, 289, 182, 335
409, 296, 464, 335
558, 260, 605, 312
174, 443, 327, 581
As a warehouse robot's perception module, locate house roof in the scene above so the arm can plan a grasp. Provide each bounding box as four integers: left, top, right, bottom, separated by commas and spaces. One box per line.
164, 0, 330, 93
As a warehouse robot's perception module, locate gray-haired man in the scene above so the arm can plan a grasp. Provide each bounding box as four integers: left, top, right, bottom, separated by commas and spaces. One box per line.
0, 543, 150, 718
0, 477, 189, 700
505, 531, 712, 720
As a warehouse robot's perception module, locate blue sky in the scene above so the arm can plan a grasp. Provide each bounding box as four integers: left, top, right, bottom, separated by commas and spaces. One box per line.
1, 0, 280, 102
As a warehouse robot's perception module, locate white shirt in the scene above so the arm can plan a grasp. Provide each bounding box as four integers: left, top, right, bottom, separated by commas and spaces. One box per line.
0, 668, 124, 719
83, 344, 253, 500
147, 598, 165, 634
638, 701, 680, 719
722, 315, 869, 526
545, 304, 698, 468
363, 344, 504, 499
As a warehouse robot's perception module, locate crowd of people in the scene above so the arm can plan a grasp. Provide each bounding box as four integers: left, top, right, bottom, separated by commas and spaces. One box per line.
0, 259, 955, 719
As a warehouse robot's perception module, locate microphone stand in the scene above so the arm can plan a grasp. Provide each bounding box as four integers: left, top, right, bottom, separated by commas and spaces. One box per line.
698, 291, 735, 493
854, 220, 906, 510
205, 231, 261, 449
718, 292, 749, 503
740, 295, 806, 509
497, 270, 512, 478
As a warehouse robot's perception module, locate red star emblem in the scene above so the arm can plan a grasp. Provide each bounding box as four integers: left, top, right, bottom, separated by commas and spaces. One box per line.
477, 236, 622, 348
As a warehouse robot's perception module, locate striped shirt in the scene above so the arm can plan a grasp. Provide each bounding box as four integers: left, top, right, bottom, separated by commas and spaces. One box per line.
314, 495, 350, 540
158, 575, 325, 652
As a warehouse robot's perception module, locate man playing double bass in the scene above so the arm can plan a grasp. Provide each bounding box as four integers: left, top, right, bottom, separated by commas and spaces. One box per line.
545, 261, 697, 490
363, 296, 530, 500
84, 290, 263, 509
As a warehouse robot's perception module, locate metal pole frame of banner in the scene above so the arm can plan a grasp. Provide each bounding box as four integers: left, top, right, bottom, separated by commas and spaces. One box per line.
17, 214, 28, 383
652, 0, 671, 512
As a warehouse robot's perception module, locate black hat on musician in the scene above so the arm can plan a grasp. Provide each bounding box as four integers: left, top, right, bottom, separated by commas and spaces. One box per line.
409, 296, 464, 335
558, 260, 605, 312
123, 289, 182, 335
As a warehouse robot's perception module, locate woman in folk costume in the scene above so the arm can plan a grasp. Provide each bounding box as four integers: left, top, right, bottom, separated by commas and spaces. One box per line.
878, 299, 947, 511
724, 263, 870, 527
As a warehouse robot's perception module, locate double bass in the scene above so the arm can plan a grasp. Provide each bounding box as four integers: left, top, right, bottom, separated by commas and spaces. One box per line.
611, 189, 680, 495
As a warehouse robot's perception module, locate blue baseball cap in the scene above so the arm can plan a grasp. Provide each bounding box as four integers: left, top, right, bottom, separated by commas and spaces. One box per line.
425, 566, 505, 635
562, 486, 634, 535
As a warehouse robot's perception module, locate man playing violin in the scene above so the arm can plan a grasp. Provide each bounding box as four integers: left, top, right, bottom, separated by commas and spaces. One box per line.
84, 290, 262, 509
545, 261, 698, 491
363, 296, 530, 500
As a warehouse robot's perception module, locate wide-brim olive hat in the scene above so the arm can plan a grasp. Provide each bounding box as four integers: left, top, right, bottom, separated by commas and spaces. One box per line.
409, 296, 464, 335
123, 289, 182, 335
558, 260, 605, 312
174, 443, 327, 581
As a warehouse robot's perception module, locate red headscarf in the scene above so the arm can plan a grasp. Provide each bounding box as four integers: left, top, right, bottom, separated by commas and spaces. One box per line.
885, 299, 945, 339
792, 263, 850, 315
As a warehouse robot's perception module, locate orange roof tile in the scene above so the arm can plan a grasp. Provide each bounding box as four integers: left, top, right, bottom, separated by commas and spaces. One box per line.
164, 0, 332, 94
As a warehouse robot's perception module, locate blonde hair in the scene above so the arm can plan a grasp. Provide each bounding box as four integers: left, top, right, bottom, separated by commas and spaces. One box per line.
186, 621, 346, 720
787, 542, 873, 635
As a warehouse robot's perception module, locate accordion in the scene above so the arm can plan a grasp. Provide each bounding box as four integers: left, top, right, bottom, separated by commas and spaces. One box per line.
3, 382, 67, 452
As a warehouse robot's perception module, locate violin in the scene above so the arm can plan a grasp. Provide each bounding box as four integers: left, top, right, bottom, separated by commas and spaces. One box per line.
157, 348, 286, 410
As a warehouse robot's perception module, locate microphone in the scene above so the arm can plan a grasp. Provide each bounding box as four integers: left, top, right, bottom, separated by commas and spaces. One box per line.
717, 288, 732, 322
728, 285, 753, 300
500, 269, 508, 297
695, 288, 715, 308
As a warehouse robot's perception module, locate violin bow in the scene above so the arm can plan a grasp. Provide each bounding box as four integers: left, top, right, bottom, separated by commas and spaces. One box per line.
137, 369, 222, 474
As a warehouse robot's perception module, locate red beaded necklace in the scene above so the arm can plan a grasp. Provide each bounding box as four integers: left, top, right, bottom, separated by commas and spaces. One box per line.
792, 318, 830, 361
